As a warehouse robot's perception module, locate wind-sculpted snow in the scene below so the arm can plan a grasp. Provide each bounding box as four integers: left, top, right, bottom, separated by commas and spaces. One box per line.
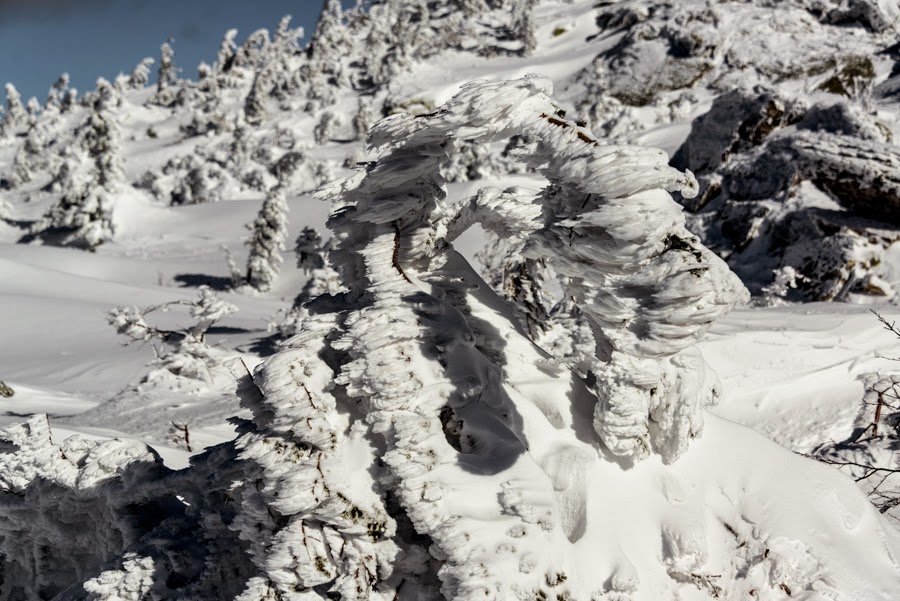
2, 75, 900, 601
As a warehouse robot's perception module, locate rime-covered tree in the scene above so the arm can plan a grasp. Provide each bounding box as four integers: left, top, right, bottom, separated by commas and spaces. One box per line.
295, 226, 325, 272
234, 29, 272, 70
215, 28, 239, 74
243, 71, 268, 126
512, 0, 538, 55
128, 57, 155, 89
245, 186, 289, 292
0, 83, 26, 136
266, 15, 306, 100
152, 41, 178, 105
60, 87, 77, 113
29, 79, 123, 249
353, 98, 373, 141
308, 0, 351, 64
9, 123, 48, 187
43, 73, 70, 113
314, 111, 338, 145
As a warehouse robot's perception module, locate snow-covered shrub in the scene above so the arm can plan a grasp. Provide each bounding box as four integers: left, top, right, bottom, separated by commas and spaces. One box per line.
108, 286, 237, 384
813, 312, 900, 521
162, 155, 228, 205
759, 266, 805, 306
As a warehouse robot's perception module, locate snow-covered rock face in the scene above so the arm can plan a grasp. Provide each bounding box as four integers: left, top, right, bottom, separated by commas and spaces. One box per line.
672, 85, 900, 301
563, 0, 900, 303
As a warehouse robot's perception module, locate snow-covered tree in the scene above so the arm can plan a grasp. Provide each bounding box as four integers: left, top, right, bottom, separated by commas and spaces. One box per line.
245, 186, 289, 292
128, 57, 155, 89
313, 111, 338, 145
60, 87, 78, 113
308, 0, 351, 64
295, 226, 325, 272
29, 78, 123, 249
234, 28, 271, 70
243, 71, 268, 126
267, 15, 306, 101
8, 123, 48, 187
0, 83, 26, 136
152, 41, 179, 105
353, 98, 374, 141
215, 28, 239, 74
44, 73, 70, 113
512, 0, 538, 55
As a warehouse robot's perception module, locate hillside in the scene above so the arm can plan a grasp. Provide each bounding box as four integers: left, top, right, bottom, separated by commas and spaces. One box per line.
1, 1, 900, 599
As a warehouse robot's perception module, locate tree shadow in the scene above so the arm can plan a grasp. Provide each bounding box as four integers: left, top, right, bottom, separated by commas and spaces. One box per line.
403, 287, 527, 476
242, 332, 281, 357
205, 325, 253, 336
172, 273, 234, 291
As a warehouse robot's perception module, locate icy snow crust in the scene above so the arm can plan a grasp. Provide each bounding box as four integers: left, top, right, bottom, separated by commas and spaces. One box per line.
3, 76, 900, 601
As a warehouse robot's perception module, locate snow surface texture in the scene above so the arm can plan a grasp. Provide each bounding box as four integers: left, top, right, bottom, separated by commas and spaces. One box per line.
3, 75, 900, 601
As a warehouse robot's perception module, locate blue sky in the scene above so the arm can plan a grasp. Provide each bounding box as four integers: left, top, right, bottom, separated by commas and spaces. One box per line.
0, 0, 340, 103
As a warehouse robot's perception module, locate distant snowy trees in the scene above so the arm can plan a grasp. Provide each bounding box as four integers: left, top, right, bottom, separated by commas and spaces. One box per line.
29, 79, 123, 250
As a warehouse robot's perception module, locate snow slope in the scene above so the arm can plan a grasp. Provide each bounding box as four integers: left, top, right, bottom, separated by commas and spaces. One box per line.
1, 1, 900, 599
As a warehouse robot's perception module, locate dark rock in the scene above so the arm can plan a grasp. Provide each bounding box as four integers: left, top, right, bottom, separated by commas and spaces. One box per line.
827, 0, 898, 33
671, 88, 792, 176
